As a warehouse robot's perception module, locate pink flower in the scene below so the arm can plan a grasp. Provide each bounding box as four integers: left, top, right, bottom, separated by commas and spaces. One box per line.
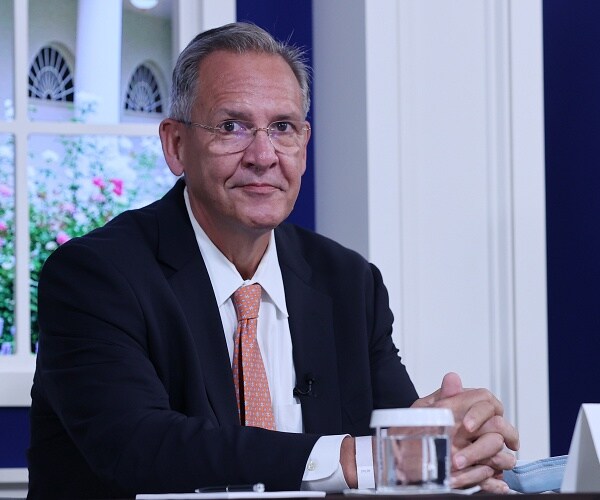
91, 193, 106, 203
61, 202, 76, 214
0, 183, 12, 197
56, 231, 71, 245
110, 178, 124, 196
92, 177, 105, 189
0, 221, 7, 232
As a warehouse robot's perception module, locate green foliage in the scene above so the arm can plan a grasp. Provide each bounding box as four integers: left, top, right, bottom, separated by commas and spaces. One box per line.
0, 103, 172, 354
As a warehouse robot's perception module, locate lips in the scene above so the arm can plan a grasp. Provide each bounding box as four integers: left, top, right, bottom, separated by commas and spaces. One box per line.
235, 182, 282, 194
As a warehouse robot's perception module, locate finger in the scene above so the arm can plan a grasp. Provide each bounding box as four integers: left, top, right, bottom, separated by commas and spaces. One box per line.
434, 389, 504, 427
453, 432, 504, 471
478, 477, 510, 494
483, 450, 517, 471
475, 415, 520, 451
411, 388, 442, 408
462, 400, 498, 433
410, 372, 463, 408
450, 441, 517, 474
473, 450, 517, 472
451, 464, 495, 489
439, 372, 463, 399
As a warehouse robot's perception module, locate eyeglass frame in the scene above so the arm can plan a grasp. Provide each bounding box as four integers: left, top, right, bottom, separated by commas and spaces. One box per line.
177, 118, 311, 154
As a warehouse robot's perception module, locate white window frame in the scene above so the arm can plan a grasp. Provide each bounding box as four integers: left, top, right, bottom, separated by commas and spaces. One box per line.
0, 0, 235, 407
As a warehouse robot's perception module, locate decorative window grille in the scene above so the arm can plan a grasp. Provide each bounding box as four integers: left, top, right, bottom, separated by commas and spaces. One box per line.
28, 46, 75, 102
124, 64, 163, 113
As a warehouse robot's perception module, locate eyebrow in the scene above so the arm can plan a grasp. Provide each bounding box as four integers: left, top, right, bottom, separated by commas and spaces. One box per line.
213, 108, 303, 123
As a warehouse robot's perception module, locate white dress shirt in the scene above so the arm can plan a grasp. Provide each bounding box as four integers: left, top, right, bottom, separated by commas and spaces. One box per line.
183, 188, 349, 491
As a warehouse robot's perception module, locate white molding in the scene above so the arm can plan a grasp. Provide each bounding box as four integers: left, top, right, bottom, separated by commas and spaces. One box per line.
509, 0, 550, 459
13, 0, 31, 372
174, 0, 235, 56
484, 0, 518, 433
0, 358, 35, 407
365, 0, 404, 354
0, 467, 27, 498
0, 468, 27, 483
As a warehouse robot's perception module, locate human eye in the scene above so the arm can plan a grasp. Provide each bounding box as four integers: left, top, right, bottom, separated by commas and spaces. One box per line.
216, 120, 251, 135
270, 121, 298, 135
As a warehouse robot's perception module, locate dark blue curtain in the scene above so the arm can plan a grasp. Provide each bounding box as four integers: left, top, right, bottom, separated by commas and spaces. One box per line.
544, 0, 600, 455
0, 408, 29, 467
236, 0, 314, 230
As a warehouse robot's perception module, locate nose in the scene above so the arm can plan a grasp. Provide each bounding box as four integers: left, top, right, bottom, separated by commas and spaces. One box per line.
242, 128, 278, 169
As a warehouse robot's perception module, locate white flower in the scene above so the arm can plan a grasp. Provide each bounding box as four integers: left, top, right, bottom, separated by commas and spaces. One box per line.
155, 172, 174, 186
141, 136, 163, 156
114, 195, 129, 206
105, 156, 137, 184
132, 198, 154, 210
74, 212, 89, 226
76, 156, 91, 177
75, 182, 94, 203
45, 241, 58, 251
1, 255, 14, 270
3, 99, 14, 120
119, 137, 133, 152
0, 146, 14, 162
42, 149, 59, 164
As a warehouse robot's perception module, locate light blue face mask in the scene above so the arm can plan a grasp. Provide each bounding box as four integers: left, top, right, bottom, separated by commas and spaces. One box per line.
503, 456, 568, 493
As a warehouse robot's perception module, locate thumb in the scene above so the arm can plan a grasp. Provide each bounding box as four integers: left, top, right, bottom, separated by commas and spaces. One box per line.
439, 372, 463, 399
411, 372, 464, 408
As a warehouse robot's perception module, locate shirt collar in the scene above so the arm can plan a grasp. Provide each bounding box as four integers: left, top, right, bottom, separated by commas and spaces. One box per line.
183, 187, 288, 316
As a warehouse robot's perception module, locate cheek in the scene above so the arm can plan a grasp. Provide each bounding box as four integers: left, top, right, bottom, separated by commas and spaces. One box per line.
282, 157, 306, 183
186, 154, 236, 186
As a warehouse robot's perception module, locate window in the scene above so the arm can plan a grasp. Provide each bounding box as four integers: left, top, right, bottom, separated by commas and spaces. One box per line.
0, 0, 187, 405
28, 45, 74, 103
124, 63, 163, 114
0, 134, 15, 355
0, 0, 235, 410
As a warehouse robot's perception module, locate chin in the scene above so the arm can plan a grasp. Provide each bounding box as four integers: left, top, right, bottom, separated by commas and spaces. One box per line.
244, 207, 291, 230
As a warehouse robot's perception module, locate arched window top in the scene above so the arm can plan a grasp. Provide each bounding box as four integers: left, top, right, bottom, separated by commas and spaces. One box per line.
28, 45, 75, 102
124, 63, 163, 114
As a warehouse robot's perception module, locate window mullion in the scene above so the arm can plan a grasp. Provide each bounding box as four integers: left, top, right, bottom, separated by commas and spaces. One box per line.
14, 0, 32, 363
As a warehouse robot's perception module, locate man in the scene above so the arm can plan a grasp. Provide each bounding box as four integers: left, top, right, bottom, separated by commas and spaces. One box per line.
27, 22, 518, 499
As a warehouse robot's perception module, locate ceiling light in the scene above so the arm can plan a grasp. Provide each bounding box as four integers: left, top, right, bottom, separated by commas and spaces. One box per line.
130, 0, 159, 9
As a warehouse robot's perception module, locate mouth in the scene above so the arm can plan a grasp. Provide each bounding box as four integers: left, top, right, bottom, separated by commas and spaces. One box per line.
235, 183, 281, 195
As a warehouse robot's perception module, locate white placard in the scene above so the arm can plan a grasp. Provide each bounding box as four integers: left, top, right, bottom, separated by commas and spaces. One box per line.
561, 403, 600, 492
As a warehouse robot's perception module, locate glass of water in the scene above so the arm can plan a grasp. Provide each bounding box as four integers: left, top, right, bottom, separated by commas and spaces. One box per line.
371, 408, 454, 492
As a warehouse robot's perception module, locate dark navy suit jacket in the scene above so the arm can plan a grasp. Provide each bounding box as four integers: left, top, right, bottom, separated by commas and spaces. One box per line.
27, 179, 418, 499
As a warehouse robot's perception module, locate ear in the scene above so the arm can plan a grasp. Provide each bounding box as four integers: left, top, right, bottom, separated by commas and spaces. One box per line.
299, 124, 311, 176
159, 118, 186, 176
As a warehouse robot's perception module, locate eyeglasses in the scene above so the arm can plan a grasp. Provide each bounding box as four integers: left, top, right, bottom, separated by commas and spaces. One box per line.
180, 119, 310, 154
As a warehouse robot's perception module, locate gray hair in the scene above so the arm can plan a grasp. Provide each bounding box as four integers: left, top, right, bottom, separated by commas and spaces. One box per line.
168, 22, 311, 122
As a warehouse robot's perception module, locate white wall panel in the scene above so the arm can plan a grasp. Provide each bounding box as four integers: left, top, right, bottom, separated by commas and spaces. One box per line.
313, 0, 548, 458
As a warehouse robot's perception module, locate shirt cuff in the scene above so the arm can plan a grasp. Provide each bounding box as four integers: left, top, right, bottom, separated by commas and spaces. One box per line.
301, 434, 349, 492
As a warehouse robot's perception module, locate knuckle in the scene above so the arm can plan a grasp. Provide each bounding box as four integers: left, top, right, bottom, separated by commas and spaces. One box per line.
490, 414, 505, 430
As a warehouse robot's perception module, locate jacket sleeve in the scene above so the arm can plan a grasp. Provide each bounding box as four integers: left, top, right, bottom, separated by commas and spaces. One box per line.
367, 263, 419, 409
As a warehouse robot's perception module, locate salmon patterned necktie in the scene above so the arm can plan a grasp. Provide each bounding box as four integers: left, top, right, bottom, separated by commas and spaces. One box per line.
231, 283, 276, 430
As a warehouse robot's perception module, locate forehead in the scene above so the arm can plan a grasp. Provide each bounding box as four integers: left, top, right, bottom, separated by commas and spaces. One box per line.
195, 50, 304, 118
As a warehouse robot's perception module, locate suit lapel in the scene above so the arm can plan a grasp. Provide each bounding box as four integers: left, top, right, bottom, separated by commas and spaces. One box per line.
276, 226, 343, 434
155, 181, 239, 426
152, 186, 343, 432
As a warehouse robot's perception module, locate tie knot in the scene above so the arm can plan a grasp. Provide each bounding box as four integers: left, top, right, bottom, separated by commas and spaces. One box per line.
232, 283, 262, 320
